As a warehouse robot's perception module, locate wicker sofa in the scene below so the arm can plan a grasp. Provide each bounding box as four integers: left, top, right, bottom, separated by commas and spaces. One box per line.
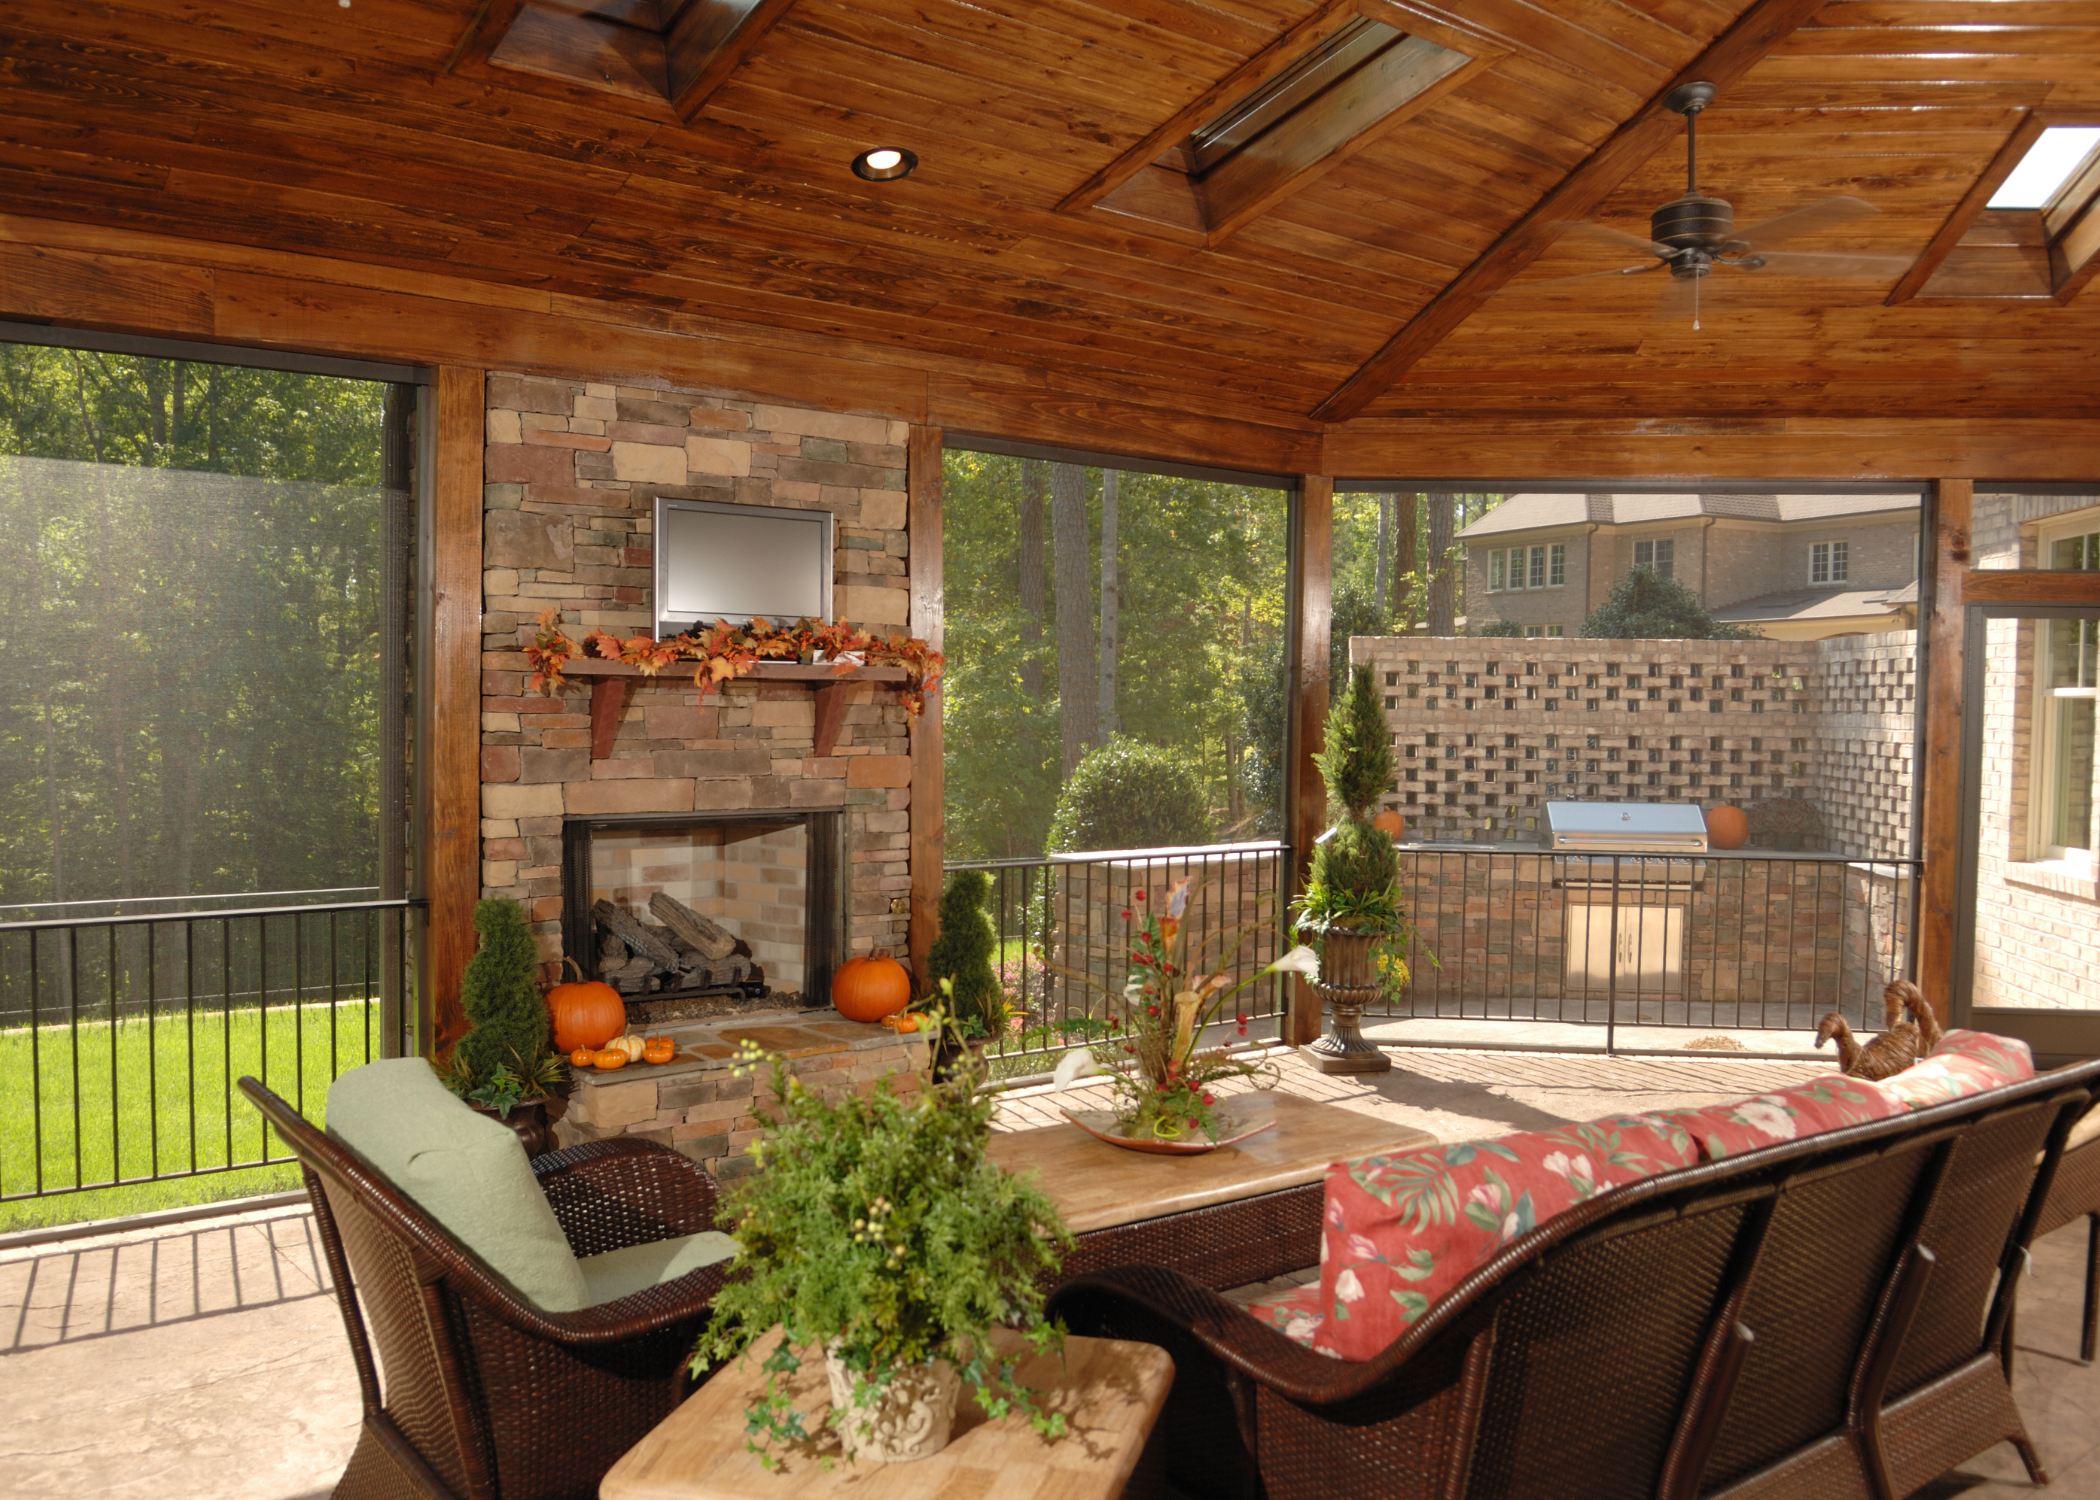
243, 1076, 731, 1500
1049, 1056, 2100, 1500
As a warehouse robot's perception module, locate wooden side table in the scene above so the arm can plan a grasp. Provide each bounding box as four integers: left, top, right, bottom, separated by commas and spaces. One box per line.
600, 1327, 1174, 1500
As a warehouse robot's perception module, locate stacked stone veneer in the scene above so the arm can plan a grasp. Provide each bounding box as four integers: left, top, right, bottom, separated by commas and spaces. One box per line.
1350, 632, 1917, 862
476, 373, 916, 969
554, 1017, 929, 1178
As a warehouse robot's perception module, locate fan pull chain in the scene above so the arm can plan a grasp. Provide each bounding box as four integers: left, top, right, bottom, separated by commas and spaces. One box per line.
1693, 274, 1701, 332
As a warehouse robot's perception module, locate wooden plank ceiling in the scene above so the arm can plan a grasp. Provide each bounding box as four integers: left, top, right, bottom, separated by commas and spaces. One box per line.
0, 0, 2096, 431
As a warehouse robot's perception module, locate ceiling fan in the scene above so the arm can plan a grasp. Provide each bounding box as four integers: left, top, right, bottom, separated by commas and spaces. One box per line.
1520, 81, 1915, 328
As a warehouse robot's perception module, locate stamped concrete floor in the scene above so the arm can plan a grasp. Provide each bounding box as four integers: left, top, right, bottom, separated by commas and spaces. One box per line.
0, 1046, 2094, 1499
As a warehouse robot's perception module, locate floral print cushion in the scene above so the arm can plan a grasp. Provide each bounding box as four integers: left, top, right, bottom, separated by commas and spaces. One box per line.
1879, 1030, 2035, 1111
1654, 1074, 1906, 1162
1243, 1282, 1329, 1351
1309, 1114, 1699, 1362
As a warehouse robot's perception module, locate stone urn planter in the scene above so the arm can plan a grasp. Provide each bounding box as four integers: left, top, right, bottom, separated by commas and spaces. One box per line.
825, 1349, 963, 1462
1301, 927, 1391, 1076
468, 1097, 550, 1158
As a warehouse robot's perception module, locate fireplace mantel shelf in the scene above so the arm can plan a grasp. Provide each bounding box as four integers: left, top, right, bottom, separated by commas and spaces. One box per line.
567, 659, 908, 760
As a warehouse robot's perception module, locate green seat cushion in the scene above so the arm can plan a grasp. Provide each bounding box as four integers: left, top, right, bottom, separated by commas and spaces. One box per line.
326, 1058, 590, 1313
578, 1231, 740, 1306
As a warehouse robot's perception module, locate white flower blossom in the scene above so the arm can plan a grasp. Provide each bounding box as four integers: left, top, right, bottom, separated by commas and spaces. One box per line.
1052, 1047, 1106, 1092
1334, 1269, 1365, 1303
1733, 1098, 1797, 1140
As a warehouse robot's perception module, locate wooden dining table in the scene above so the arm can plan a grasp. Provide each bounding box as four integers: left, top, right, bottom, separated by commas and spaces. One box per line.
987, 1090, 1437, 1290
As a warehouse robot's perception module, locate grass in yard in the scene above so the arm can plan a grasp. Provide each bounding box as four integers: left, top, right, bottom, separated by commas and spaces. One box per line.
0, 997, 381, 1232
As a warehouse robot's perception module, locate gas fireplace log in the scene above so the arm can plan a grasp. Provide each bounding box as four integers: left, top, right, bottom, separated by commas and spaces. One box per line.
592, 901, 683, 970
682, 956, 752, 987
649, 892, 738, 960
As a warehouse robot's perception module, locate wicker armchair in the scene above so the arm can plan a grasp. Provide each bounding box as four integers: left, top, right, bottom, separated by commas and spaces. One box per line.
241, 1077, 730, 1500
1050, 1060, 2100, 1500
2033, 1104, 2100, 1364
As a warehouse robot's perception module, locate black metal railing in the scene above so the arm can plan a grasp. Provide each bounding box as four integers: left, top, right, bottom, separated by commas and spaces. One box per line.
0, 897, 416, 1202
946, 841, 1292, 1066
1381, 848, 1918, 1041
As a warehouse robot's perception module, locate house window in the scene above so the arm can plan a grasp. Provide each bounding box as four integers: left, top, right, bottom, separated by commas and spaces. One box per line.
1527, 545, 1546, 589
1632, 538, 1674, 580
1489, 548, 1505, 591
2038, 616, 2098, 861
1524, 625, 1565, 638
2053, 529, 2100, 571
1548, 543, 1566, 586
1810, 540, 1850, 584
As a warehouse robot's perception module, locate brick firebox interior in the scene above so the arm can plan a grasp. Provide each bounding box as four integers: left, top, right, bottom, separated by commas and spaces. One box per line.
475, 374, 917, 976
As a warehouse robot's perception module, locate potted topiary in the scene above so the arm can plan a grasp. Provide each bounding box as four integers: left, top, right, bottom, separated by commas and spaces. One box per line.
441, 896, 569, 1156
694, 995, 1070, 1466
1292, 664, 1410, 1076
923, 868, 1008, 1070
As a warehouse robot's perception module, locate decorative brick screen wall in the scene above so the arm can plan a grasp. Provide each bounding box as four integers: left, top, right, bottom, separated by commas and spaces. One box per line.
476, 373, 915, 971
1352, 632, 1917, 862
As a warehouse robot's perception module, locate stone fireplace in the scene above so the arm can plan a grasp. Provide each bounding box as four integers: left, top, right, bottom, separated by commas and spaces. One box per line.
560, 809, 847, 1020
478, 374, 918, 987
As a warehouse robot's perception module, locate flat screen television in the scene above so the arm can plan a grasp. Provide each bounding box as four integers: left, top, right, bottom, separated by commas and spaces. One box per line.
653, 497, 834, 639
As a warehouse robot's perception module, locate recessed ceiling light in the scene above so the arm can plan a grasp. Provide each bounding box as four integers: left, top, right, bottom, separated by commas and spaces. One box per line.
851, 148, 917, 182
1989, 126, 2100, 209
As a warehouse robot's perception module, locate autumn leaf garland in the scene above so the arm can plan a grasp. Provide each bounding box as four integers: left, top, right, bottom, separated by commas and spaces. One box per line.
524, 607, 945, 715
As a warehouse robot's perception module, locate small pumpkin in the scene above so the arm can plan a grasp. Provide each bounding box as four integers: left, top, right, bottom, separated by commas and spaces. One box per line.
642, 1036, 676, 1064
1372, 808, 1406, 842
1705, 804, 1750, 851
603, 1033, 647, 1063
591, 1048, 629, 1071
547, 957, 626, 1053
831, 949, 912, 1023
570, 1046, 596, 1068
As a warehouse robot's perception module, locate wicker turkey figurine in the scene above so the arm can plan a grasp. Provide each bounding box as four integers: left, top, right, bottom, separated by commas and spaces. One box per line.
1815, 980, 1944, 1080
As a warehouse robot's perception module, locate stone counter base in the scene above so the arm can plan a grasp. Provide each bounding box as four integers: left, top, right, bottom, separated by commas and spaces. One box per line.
554, 1008, 929, 1180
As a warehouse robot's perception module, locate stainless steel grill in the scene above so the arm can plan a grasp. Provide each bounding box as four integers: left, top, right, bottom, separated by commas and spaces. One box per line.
1545, 800, 1709, 855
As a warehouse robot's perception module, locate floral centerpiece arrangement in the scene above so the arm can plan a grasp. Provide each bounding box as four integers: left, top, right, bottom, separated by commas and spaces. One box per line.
694, 991, 1069, 1467
1054, 879, 1317, 1146
1292, 665, 1412, 1074
523, 607, 944, 715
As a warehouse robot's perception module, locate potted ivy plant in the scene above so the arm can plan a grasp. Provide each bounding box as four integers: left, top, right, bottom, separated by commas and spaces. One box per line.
694, 992, 1070, 1467
1292, 664, 1410, 1075
441, 896, 569, 1155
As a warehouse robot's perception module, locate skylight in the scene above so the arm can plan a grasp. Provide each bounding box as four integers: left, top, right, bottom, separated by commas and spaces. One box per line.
1988, 126, 2100, 209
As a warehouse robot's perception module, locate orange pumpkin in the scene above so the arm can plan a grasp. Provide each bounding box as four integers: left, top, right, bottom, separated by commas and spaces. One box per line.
642, 1036, 676, 1064
569, 1047, 595, 1068
831, 949, 912, 1023
547, 957, 626, 1053
590, 1048, 629, 1071
1705, 804, 1750, 851
1372, 808, 1406, 842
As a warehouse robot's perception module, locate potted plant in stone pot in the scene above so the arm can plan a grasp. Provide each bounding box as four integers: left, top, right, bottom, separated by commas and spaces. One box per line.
694, 994, 1070, 1467
922, 868, 1010, 1074
441, 896, 569, 1156
1292, 665, 1411, 1076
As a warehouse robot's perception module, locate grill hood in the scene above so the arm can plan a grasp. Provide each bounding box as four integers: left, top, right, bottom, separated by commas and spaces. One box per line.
1545, 801, 1710, 855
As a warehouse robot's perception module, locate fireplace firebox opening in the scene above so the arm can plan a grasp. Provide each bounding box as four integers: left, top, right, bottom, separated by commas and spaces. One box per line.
560, 810, 847, 1024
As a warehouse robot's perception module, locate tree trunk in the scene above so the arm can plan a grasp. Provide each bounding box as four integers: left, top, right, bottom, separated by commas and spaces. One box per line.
1395, 492, 1420, 626
1050, 462, 1097, 774
1374, 494, 1391, 616
1018, 460, 1046, 696
1097, 469, 1118, 742
1426, 491, 1456, 636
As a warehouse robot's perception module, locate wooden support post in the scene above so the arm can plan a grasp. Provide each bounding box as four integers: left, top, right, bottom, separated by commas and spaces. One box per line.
427, 366, 484, 1060
908, 426, 945, 995
1917, 478, 1971, 1031
1287, 476, 1334, 1047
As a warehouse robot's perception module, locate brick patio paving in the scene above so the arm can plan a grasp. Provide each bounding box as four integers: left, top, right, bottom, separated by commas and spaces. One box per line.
2, 1047, 2091, 1498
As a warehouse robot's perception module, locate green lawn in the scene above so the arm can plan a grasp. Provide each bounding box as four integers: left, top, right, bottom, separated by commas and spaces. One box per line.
0, 997, 380, 1232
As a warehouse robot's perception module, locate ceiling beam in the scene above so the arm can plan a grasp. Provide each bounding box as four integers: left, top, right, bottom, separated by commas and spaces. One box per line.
671, 0, 798, 122
1887, 110, 2047, 305
1309, 0, 1833, 424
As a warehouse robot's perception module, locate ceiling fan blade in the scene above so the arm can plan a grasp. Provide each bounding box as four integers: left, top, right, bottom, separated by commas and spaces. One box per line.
1726, 249, 1915, 278
1560, 220, 1674, 258
1729, 196, 1876, 249
1500, 260, 1671, 292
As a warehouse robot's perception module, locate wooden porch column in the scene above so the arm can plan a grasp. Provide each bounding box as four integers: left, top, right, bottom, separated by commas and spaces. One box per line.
1915, 478, 1971, 1031
908, 425, 945, 994
1285, 476, 1334, 1046
426, 366, 484, 1058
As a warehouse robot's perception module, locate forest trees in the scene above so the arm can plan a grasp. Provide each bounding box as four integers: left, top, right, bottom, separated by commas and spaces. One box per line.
940, 451, 1288, 859
0, 342, 388, 908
